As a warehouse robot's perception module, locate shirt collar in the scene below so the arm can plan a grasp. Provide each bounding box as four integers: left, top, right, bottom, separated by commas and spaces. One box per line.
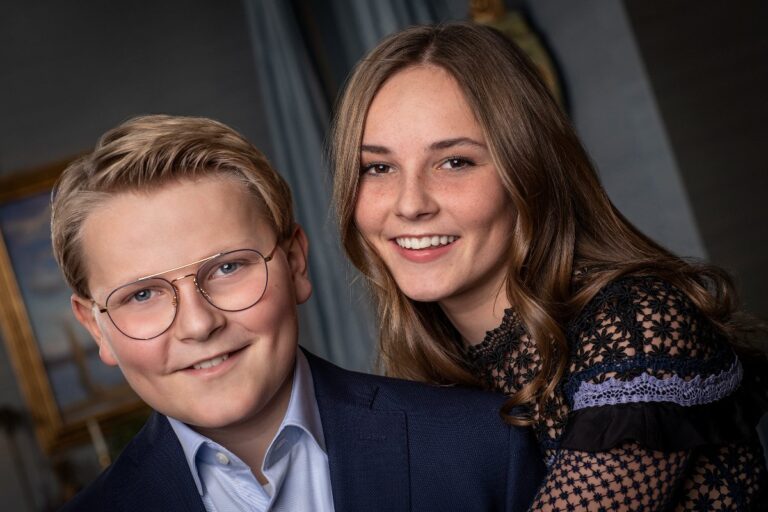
167, 415, 210, 496
279, 349, 326, 452
167, 350, 325, 496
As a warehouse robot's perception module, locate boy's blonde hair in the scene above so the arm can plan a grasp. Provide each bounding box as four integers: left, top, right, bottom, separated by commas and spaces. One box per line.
51, 114, 294, 298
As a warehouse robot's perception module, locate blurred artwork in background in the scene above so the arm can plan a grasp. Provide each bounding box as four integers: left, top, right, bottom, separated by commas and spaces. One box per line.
0, 165, 145, 457
0, 192, 123, 409
470, 0, 565, 109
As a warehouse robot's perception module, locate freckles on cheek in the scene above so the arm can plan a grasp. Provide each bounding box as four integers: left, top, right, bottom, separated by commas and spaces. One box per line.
352, 201, 366, 228
353, 210, 380, 240
354, 183, 385, 219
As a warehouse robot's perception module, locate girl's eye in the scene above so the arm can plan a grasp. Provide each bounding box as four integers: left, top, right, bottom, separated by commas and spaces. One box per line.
361, 163, 392, 175
438, 157, 474, 170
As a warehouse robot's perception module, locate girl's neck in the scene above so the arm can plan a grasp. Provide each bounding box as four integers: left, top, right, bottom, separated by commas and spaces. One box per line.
441, 288, 511, 346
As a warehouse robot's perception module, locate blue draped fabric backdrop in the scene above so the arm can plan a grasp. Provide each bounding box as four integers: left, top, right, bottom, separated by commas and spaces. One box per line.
243, 1, 369, 371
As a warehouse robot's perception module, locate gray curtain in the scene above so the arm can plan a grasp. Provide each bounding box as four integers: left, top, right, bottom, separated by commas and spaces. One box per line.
324, 0, 458, 55
243, 0, 370, 371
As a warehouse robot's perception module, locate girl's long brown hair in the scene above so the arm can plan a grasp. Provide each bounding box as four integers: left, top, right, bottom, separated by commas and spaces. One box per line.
330, 22, 745, 425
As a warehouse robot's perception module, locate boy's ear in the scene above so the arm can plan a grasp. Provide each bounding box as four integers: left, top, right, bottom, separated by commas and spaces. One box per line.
71, 294, 119, 366
283, 224, 312, 305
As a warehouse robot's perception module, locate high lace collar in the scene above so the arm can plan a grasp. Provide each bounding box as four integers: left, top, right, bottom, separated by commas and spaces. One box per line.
465, 308, 523, 363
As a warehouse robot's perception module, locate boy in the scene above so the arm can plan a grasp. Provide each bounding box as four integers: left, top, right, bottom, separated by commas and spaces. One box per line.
52, 115, 543, 511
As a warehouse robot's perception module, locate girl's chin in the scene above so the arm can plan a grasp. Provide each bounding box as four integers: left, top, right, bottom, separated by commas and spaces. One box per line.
399, 287, 452, 304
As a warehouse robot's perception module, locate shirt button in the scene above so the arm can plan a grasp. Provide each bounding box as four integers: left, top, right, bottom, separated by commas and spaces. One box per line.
215, 452, 230, 465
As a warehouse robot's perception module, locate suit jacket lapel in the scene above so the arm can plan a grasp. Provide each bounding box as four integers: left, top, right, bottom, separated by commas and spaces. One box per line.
120, 413, 207, 512
306, 352, 410, 512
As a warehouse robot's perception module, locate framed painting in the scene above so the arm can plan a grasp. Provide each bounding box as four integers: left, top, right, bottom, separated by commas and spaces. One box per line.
0, 161, 146, 454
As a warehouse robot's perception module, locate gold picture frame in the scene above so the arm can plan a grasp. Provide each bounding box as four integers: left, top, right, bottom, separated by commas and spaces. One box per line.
0, 160, 146, 454
470, 0, 565, 108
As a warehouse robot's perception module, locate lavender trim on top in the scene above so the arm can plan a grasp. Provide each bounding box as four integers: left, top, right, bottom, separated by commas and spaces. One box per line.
572, 358, 743, 410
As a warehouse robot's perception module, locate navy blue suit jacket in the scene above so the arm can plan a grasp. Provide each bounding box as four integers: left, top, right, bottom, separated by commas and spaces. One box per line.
60, 351, 544, 511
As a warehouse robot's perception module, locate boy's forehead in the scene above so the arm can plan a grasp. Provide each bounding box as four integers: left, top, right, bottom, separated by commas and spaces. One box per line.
79, 178, 275, 294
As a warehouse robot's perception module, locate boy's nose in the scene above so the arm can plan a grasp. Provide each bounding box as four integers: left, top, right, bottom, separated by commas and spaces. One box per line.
171, 277, 225, 342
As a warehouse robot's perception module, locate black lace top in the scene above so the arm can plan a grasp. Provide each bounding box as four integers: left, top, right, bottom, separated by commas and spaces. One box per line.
466, 276, 768, 511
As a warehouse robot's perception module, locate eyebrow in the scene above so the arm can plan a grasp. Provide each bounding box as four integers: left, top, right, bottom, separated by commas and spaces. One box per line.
361, 137, 486, 155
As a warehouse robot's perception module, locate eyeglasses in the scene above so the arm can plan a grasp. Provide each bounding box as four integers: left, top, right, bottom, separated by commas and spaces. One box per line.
93, 246, 277, 340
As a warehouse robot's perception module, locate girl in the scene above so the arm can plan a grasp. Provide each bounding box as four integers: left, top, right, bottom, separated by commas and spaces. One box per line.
331, 22, 767, 510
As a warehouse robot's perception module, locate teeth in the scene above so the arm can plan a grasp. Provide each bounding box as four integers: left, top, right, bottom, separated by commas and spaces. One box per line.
395, 235, 457, 250
193, 353, 229, 370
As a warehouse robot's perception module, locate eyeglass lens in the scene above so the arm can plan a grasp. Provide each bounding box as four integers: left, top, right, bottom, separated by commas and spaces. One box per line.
104, 249, 269, 340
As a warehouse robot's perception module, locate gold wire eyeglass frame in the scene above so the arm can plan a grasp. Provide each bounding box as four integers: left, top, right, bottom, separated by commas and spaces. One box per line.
91, 244, 278, 340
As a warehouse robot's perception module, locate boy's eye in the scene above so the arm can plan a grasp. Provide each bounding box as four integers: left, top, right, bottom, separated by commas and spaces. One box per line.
438, 157, 474, 170
120, 286, 166, 306
203, 255, 258, 283
132, 289, 152, 302
361, 163, 392, 175
213, 261, 243, 277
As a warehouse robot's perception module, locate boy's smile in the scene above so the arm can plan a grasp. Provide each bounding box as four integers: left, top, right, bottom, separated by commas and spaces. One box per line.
71, 176, 312, 437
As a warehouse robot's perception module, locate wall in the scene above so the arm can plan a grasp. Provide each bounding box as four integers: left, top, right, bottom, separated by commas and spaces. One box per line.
526, 0, 707, 259
625, 0, 768, 319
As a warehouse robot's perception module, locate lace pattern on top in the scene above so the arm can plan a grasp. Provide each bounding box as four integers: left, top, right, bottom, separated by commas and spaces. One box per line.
465, 309, 570, 453
572, 357, 743, 410
534, 443, 690, 511
465, 275, 767, 511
